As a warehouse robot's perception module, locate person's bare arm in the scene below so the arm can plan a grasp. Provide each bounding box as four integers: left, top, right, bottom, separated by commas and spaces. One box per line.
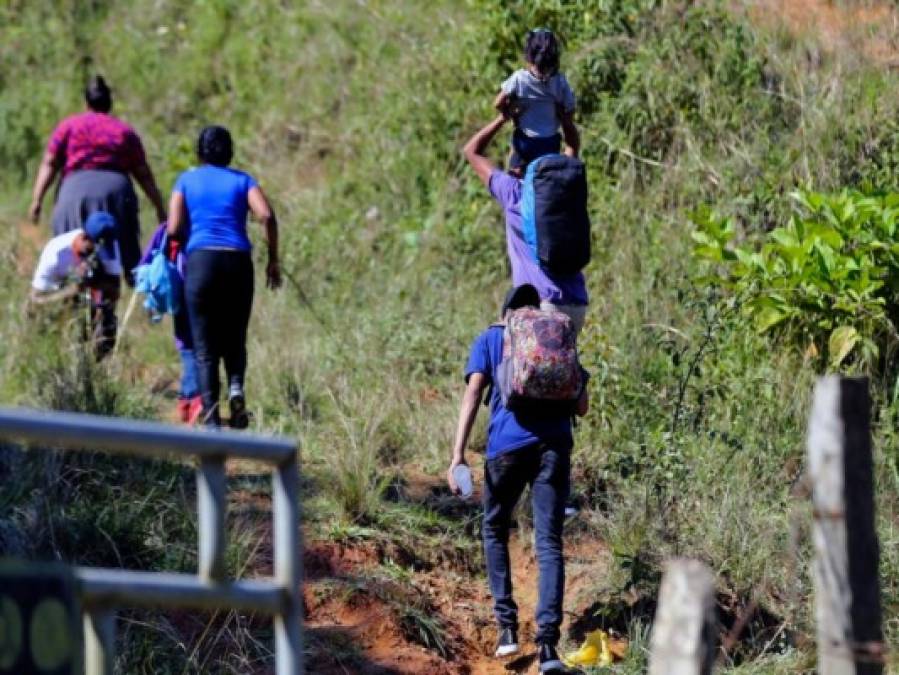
247, 185, 281, 289
575, 384, 589, 417
166, 191, 187, 240
132, 163, 167, 222
29, 285, 80, 305
494, 90, 510, 113
462, 114, 509, 186
446, 372, 488, 494
560, 109, 580, 158
29, 151, 61, 223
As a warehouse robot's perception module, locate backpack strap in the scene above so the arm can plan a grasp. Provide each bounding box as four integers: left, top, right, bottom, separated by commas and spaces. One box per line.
482, 322, 507, 408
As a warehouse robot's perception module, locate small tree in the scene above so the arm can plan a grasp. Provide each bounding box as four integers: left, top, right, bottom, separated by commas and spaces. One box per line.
692, 190, 899, 372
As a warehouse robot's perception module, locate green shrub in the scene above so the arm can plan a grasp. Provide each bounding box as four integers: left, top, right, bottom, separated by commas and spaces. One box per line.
693, 189, 899, 371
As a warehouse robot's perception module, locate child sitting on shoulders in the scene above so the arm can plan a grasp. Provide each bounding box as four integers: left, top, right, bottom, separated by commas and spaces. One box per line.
494, 28, 580, 170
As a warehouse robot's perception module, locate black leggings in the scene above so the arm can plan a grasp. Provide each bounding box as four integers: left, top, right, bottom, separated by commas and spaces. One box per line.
185, 250, 254, 424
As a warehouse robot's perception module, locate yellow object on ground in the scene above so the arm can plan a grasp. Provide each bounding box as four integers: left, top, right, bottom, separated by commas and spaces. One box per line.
563, 628, 614, 667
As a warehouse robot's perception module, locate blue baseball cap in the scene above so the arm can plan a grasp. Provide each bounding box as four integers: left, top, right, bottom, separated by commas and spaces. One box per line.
83, 211, 117, 257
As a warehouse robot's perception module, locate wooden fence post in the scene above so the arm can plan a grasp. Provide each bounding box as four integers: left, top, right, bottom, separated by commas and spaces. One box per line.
807, 376, 883, 675
648, 558, 717, 675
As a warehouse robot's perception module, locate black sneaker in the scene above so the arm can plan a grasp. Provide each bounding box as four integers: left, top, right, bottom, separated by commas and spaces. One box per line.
494, 626, 519, 658
538, 642, 567, 673
228, 393, 249, 429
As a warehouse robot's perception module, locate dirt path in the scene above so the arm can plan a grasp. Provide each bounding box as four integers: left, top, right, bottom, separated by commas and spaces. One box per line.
302, 537, 607, 674
297, 470, 612, 674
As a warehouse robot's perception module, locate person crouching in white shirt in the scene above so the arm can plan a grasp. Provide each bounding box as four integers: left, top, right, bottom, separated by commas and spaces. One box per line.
30, 210, 122, 359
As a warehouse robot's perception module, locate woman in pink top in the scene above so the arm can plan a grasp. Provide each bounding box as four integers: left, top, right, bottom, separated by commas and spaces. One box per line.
28, 75, 167, 284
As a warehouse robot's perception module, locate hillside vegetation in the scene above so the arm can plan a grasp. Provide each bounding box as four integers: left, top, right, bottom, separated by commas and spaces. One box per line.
2, 1, 899, 672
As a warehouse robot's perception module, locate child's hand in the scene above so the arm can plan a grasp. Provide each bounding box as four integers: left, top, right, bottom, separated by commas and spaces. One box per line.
495, 91, 523, 121
494, 91, 511, 116
506, 95, 524, 121
559, 106, 580, 158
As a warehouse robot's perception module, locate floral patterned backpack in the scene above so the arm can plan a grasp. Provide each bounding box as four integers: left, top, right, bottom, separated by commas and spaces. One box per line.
496, 307, 585, 412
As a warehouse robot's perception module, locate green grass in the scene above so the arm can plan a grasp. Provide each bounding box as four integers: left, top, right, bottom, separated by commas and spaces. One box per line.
3, 0, 899, 670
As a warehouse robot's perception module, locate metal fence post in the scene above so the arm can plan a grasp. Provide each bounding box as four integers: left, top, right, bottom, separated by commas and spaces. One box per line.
84, 609, 115, 675
273, 458, 303, 675
648, 558, 717, 675
0, 408, 301, 673
807, 376, 883, 675
198, 456, 227, 582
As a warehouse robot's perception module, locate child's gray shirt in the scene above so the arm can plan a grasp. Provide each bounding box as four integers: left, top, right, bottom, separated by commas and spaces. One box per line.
501, 69, 576, 138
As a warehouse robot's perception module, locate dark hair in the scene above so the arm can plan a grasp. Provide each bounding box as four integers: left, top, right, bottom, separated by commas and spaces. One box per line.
197, 125, 233, 166
524, 28, 560, 78
85, 75, 112, 113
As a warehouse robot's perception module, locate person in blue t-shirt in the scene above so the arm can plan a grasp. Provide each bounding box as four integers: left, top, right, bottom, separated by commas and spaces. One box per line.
446, 284, 588, 674
166, 125, 281, 428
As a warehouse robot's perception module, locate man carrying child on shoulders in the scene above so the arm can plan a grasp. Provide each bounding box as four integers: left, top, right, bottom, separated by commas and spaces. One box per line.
462, 115, 589, 334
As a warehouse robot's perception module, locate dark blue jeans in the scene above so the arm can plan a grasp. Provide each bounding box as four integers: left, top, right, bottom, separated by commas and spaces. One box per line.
175, 302, 198, 399
510, 129, 562, 170
178, 348, 199, 399
483, 444, 570, 645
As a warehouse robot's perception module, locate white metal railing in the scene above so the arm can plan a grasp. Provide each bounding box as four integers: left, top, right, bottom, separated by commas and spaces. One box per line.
0, 407, 302, 674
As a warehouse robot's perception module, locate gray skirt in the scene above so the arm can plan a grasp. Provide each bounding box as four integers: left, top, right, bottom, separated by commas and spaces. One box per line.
51, 169, 141, 280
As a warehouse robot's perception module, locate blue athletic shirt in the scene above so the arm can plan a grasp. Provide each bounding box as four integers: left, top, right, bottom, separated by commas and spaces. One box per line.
465, 325, 573, 459
173, 165, 258, 253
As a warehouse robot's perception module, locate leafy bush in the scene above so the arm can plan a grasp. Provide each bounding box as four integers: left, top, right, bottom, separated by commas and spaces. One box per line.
692, 190, 899, 370
464, 0, 781, 173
